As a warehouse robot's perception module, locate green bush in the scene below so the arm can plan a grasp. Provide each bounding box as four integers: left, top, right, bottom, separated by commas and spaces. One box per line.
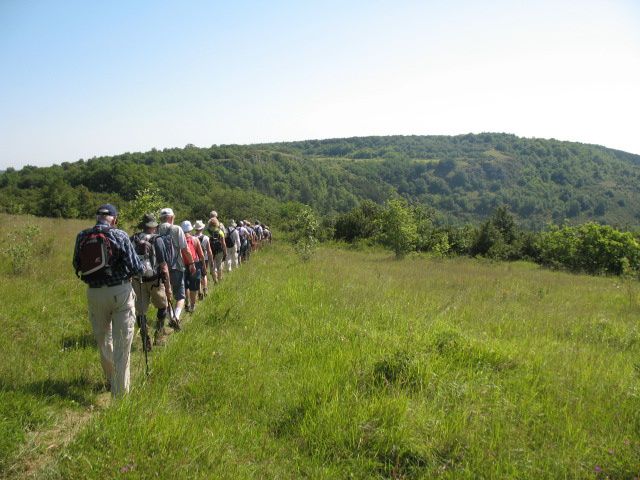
537, 223, 640, 275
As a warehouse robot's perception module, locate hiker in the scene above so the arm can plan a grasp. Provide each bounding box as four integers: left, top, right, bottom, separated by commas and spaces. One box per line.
207, 217, 227, 282
193, 220, 213, 298
181, 220, 206, 313
225, 220, 240, 271
73, 204, 143, 398
262, 224, 272, 243
238, 220, 250, 263
130, 214, 172, 349
157, 208, 196, 323
254, 221, 264, 249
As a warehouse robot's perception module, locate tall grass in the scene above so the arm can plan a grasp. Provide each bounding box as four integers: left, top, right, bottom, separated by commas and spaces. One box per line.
2, 215, 640, 478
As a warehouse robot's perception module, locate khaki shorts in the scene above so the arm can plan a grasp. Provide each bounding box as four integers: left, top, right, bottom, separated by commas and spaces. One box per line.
132, 279, 167, 315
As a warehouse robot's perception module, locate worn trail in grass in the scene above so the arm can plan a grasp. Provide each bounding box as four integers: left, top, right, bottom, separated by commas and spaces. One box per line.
2, 226, 640, 478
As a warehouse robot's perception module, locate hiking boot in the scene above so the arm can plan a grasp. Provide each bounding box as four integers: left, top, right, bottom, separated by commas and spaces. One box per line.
198, 292, 204, 301
154, 329, 167, 346
168, 317, 181, 331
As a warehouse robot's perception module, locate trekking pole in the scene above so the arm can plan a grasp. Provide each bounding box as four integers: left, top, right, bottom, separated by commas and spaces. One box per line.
139, 313, 150, 377
167, 297, 180, 331
136, 274, 150, 377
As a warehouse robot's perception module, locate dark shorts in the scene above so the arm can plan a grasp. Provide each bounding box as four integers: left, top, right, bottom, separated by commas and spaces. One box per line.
184, 261, 202, 291
169, 269, 186, 301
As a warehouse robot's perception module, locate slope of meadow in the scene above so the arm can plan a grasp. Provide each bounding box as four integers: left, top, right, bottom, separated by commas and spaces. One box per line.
1, 215, 639, 479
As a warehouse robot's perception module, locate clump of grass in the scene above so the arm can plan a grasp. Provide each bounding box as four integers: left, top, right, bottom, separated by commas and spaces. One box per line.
429, 326, 517, 372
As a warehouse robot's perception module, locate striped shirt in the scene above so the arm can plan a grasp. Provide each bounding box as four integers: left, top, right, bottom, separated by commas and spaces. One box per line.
73, 221, 144, 288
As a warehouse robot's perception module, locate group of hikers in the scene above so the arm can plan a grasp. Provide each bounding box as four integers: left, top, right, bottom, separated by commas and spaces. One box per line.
72, 204, 271, 398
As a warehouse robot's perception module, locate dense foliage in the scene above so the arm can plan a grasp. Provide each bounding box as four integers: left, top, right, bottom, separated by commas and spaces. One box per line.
2, 134, 640, 229
334, 202, 640, 276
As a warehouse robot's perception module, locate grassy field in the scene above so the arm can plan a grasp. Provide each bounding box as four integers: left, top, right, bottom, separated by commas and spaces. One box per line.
1, 215, 640, 479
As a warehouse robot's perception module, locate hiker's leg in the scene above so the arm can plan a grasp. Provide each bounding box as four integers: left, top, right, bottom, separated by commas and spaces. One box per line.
110, 283, 136, 398
87, 287, 114, 387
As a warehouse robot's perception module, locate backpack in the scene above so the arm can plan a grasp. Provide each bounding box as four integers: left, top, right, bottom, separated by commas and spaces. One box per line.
156, 229, 177, 271
76, 226, 114, 283
210, 229, 224, 254
225, 227, 236, 248
182, 235, 199, 265
132, 233, 159, 281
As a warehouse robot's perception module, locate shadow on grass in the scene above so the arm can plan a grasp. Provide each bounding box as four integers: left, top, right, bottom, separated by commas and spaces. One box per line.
0, 377, 103, 407
61, 332, 96, 351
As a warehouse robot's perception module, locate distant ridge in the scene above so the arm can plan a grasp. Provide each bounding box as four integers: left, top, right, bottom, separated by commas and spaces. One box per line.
1, 133, 639, 228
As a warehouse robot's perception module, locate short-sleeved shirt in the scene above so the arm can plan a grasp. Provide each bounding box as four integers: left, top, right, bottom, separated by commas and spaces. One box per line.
157, 222, 187, 271
194, 233, 210, 261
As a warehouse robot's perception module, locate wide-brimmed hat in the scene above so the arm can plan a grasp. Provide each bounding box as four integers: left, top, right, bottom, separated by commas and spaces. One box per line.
181, 220, 193, 233
194, 220, 206, 230
140, 213, 158, 228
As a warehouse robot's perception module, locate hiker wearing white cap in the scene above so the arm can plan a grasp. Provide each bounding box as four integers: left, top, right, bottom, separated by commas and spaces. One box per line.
157, 208, 196, 323
207, 218, 227, 283
193, 220, 213, 297
181, 220, 205, 313
225, 220, 241, 271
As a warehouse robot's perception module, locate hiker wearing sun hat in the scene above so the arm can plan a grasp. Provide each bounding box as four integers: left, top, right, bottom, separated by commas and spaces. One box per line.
180, 220, 205, 313
73, 204, 143, 398
193, 220, 213, 298
157, 208, 196, 323
130, 213, 172, 349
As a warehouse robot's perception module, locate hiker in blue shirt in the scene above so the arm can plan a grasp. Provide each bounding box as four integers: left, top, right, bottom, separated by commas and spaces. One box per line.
73, 204, 143, 398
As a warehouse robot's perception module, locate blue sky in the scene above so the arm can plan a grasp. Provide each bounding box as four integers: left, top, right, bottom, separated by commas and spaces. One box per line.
1, 0, 639, 168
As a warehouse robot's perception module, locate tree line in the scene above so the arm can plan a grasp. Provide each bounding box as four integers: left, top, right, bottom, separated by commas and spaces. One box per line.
2, 134, 640, 229
331, 200, 640, 277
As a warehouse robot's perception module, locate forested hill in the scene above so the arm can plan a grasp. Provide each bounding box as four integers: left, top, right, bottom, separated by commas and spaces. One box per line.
2, 133, 639, 228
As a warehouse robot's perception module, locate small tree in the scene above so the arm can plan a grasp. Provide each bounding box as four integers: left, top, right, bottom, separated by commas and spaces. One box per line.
378, 198, 417, 259
120, 185, 165, 232
292, 206, 319, 261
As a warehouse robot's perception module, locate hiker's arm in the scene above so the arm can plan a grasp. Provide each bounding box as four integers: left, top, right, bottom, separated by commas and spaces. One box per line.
122, 232, 144, 275
196, 241, 206, 274
161, 263, 172, 298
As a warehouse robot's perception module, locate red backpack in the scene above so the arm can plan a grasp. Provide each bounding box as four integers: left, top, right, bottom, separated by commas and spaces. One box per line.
182, 235, 199, 266
76, 226, 114, 282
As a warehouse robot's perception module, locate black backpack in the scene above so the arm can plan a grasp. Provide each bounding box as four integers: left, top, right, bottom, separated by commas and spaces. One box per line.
225, 227, 236, 248
156, 228, 177, 271
76, 226, 115, 283
210, 229, 224, 254
132, 233, 160, 281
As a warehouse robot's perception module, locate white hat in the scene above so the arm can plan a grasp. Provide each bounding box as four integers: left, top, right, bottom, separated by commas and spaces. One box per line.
194, 220, 206, 230
160, 207, 174, 217
181, 220, 193, 233
209, 210, 218, 218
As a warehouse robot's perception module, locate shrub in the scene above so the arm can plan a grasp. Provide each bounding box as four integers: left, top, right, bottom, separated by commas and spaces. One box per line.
377, 199, 418, 259
536, 223, 640, 275
291, 206, 319, 261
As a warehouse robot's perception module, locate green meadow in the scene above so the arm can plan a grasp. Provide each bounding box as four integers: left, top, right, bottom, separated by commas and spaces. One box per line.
1, 215, 639, 479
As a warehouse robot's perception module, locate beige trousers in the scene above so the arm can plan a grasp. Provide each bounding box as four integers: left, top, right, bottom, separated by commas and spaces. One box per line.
87, 281, 136, 398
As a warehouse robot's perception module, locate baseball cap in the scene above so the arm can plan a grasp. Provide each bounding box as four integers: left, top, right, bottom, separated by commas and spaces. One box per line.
160, 207, 174, 217
96, 204, 118, 216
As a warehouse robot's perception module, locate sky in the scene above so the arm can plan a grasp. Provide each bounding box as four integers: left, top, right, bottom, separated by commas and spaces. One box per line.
0, 0, 639, 169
